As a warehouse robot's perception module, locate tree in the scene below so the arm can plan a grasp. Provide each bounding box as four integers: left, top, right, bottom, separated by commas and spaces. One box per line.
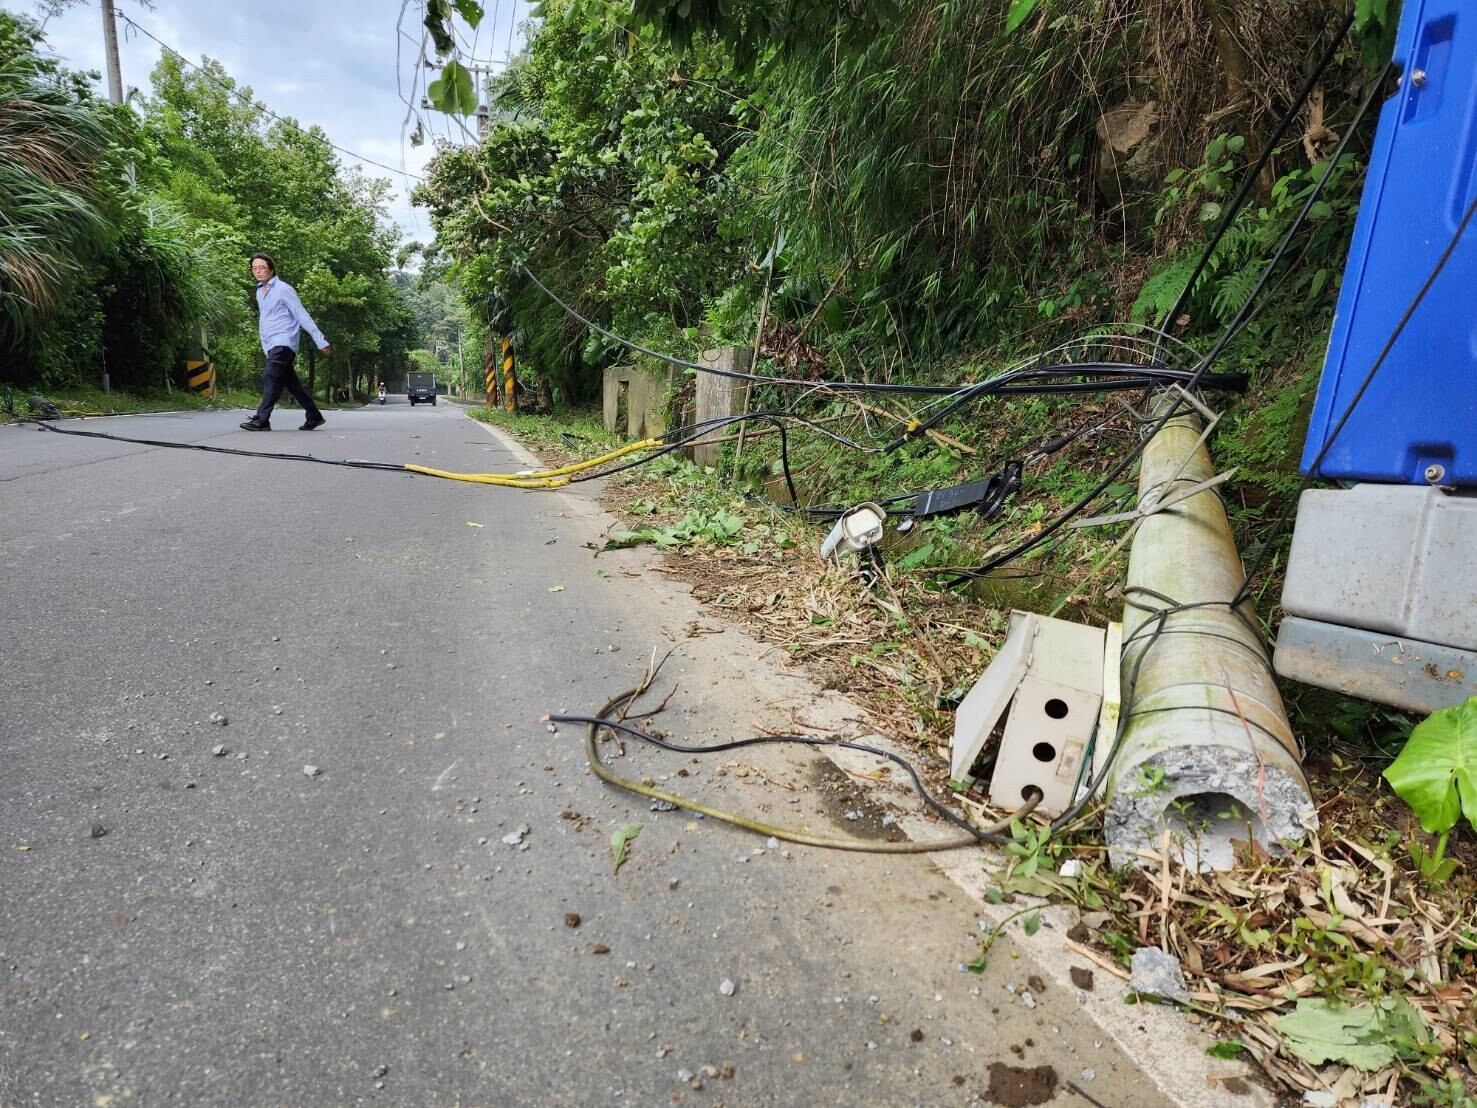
137, 53, 403, 400
0, 13, 112, 368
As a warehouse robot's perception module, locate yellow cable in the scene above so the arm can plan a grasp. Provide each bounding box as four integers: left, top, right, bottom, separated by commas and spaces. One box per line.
403, 437, 663, 487
523, 437, 662, 478
403, 464, 571, 488
579, 687, 1032, 854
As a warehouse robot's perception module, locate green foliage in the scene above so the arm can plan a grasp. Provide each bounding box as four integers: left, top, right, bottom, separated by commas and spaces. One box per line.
1133, 133, 1364, 332
0, 13, 112, 359
1273, 996, 1432, 1071
416, 0, 747, 400
620, 0, 895, 71
604, 506, 745, 550
134, 52, 408, 397
418, 0, 1376, 418
0, 16, 417, 395
1383, 696, 1477, 836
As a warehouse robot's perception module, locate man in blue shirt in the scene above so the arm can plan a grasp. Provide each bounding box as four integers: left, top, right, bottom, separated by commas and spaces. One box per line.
240, 252, 332, 431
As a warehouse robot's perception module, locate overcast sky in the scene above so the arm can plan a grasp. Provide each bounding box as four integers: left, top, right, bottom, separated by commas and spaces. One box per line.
10, 0, 529, 245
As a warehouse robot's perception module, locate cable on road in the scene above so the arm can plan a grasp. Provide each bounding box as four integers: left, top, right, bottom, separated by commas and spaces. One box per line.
19, 418, 408, 472
549, 663, 1037, 853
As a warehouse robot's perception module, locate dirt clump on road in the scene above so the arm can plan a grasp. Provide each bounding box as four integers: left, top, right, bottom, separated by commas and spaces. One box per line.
984, 1061, 1058, 1106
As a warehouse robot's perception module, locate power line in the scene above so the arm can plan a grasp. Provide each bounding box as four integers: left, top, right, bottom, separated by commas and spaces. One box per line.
114, 7, 427, 184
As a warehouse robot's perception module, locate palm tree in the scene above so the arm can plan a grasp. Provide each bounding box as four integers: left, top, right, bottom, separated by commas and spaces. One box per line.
0, 24, 112, 350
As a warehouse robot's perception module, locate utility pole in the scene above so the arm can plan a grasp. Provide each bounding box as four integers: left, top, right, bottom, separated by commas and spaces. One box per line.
100, 0, 123, 105
424, 60, 502, 144
99, 0, 122, 394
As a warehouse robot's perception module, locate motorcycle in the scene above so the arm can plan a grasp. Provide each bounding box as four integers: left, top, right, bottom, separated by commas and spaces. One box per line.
376, 387, 387, 405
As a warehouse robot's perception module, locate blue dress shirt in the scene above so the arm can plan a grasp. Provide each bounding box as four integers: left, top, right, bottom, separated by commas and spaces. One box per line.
257, 276, 328, 354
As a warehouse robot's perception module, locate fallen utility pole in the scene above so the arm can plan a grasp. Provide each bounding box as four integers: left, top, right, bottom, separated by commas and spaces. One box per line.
1104, 395, 1316, 869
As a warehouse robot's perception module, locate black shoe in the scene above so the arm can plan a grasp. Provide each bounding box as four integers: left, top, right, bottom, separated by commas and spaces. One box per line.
300, 414, 326, 431
240, 418, 270, 431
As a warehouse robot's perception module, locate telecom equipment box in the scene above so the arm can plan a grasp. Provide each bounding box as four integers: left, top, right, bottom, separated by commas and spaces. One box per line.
1301, 0, 1476, 486
1277, 0, 1477, 713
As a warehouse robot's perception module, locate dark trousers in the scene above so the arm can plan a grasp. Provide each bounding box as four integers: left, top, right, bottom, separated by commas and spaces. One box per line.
254, 346, 321, 423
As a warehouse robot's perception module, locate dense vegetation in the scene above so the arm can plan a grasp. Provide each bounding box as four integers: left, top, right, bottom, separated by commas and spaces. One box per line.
417, 0, 1391, 388
0, 12, 462, 401
411, 0, 1400, 611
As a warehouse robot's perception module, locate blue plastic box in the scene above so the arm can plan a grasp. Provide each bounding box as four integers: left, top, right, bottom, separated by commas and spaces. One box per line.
1302, 1, 1477, 486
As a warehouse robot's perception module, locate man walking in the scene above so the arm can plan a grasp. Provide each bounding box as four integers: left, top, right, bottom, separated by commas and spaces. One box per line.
240, 252, 331, 431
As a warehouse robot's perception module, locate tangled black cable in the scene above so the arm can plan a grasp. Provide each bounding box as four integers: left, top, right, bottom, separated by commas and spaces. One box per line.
519, 263, 1246, 401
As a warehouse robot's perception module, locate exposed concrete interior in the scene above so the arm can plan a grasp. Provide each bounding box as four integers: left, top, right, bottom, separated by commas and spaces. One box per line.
1106, 744, 1308, 870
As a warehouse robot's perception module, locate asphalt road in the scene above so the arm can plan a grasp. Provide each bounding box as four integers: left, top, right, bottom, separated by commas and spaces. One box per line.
0, 404, 1172, 1107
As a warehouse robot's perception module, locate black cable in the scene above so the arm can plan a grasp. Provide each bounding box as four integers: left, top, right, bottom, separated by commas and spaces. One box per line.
1118, 704, 1289, 747
939, 55, 1394, 587
1155, 8, 1358, 348
23, 419, 405, 472
1233, 184, 1477, 606
799, 405, 1128, 519
520, 263, 1246, 399
546, 712, 1015, 847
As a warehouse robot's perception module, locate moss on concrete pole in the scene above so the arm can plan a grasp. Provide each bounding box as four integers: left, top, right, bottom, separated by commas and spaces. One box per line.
1104, 397, 1316, 869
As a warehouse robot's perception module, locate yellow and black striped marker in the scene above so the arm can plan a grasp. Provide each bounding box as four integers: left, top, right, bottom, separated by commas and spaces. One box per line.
501, 338, 516, 414
485, 355, 497, 408
186, 360, 216, 398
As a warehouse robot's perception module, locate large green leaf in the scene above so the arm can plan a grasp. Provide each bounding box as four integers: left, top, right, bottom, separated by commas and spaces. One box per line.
1004, 0, 1041, 34
1383, 695, 1477, 834
427, 59, 478, 116
452, 0, 484, 29
1274, 997, 1429, 1071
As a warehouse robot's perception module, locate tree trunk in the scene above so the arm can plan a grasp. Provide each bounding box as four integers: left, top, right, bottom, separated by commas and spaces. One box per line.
306, 346, 317, 404
1204, 0, 1271, 188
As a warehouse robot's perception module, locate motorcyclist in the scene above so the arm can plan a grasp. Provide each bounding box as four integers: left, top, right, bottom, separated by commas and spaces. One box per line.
377, 385, 387, 404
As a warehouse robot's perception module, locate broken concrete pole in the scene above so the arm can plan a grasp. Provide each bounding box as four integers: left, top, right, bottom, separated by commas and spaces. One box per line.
1104, 397, 1316, 869
689, 347, 753, 468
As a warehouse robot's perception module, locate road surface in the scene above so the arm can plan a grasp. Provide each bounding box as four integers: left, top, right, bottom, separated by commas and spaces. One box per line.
0, 405, 1180, 1107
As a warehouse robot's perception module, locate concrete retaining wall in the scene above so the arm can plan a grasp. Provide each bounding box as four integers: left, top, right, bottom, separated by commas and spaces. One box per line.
602, 364, 677, 440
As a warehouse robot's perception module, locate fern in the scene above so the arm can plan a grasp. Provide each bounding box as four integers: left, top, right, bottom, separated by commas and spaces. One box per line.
1212, 262, 1264, 326
1130, 254, 1199, 324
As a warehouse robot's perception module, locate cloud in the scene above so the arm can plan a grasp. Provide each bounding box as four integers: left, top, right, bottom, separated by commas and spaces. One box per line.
27, 0, 527, 242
